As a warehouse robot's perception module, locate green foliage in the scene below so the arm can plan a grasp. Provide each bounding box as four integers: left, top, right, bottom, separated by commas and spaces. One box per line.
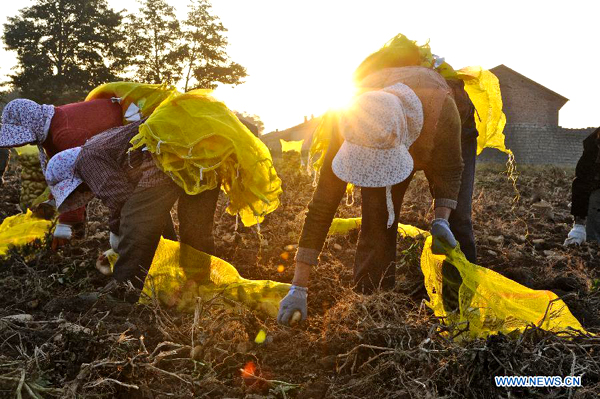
234, 111, 264, 136
3, 0, 246, 98
125, 0, 185, 85
181, 0, 247, 91
2, 0, 126, 104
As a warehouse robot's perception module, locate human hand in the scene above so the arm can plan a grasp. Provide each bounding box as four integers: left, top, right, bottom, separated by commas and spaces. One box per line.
564, 224, 586, 246
109, 232, 121, 252
430, 218, 457, 255
51, 223, 72, 250
277, 285, 307, 326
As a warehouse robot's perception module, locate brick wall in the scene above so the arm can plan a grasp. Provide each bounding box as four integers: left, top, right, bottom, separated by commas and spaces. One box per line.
491, 66, 567, 126
478, 125, 596, 165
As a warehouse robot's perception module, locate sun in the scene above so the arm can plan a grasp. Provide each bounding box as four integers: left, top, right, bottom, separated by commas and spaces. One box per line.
324, 78, 358, 111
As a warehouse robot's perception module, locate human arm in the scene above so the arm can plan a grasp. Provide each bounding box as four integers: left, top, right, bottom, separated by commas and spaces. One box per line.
423, 96, 463, 253
422, 95, 464, 213
74, 140, 136, 234
295, 123, 348, 268
278, 123, 346, 325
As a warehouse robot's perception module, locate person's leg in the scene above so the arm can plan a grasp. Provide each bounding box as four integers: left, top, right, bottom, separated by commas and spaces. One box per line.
353, 177, 411, 294
177, 185, 221, 284
177, 185, 221, 254
114, 184, 180, 292
586, 189, 600, 242
162, 212, 178, 241
449, 135, 477, 263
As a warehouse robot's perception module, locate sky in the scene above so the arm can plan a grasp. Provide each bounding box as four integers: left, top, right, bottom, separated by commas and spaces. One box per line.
1, 0, 598, 133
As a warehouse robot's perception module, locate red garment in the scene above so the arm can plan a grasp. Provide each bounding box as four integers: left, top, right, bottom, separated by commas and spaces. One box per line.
42, 99, 123, 225
58, 207, 86, 224
42, 99, 123, 157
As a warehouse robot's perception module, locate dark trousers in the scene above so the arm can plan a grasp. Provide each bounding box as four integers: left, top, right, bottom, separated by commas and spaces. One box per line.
587, 189, 600, 242
449, 135, 477, 263
114, 183, 220, 291
354, 180, 412, 293
355, 135, 477, 294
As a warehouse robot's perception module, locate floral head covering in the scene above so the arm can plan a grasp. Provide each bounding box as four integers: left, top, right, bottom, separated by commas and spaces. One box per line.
44, 147, 94, 212
332, 83, 423, 228
0, 99, 55, 170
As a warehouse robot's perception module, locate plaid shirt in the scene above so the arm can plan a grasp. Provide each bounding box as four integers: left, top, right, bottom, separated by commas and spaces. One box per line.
74, 119, 172, 233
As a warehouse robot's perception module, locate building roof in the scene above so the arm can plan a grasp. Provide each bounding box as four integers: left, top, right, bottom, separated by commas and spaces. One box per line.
490, 64, 569, 102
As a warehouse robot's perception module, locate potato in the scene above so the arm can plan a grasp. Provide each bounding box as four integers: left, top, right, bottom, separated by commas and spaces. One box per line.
290, 310, 302, 326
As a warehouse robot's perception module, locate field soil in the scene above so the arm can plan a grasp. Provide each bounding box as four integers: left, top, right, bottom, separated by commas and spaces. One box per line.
1, 154, 599, 398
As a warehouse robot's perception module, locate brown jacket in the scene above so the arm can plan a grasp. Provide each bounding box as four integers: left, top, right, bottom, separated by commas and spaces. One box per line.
359, 66, 463, 207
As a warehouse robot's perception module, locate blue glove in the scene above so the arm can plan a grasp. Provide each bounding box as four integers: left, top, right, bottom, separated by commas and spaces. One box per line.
430, 218, 457, 254
277, 285, 307, 326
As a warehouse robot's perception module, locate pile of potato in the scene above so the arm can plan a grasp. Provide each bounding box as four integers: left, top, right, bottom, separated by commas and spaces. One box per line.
19, 154, 47, 210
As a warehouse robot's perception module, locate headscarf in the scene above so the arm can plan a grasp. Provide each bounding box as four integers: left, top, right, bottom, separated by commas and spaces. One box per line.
44, 147, 94, 212
333, 83, 423, 227
0, 99, 55, 170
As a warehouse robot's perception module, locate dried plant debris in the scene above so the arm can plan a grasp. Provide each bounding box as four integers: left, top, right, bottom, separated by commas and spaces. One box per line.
0, 162, 599, 398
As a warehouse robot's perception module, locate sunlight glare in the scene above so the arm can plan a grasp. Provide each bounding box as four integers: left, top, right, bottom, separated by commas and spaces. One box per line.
323, 78, 357, 111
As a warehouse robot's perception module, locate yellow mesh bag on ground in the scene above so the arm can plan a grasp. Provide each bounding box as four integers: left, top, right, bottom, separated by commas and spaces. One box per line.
329, 217, 428, 238
420, 237, 587, 339
85, 82, 179, 122
108, 238, 290, 317
129, 90, 282, 227
0, 211, 53, 256
16, 145, 41, 156
456, 67, 510, 156
280, 139, 304, 153
328, 218, 587, 338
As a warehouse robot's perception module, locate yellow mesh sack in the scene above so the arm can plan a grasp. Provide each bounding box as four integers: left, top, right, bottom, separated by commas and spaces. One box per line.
328, 218, 587, 338
420, 237, 586, 339
0, 211, 53, 256
456, 67, 511, 156
310, 66, 511, 173
16, 145, 41, 156
85, 82, 179, 122
108, 238, 290, 317
329, 217, 428, 238
280, 139, 304, 153
308, 110, 338, 173
129, 90, 283, 227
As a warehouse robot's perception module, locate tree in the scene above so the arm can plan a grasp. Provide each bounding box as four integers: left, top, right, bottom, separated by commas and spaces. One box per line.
2, 0, 126, 104
181, 0, 247, 91
234, 111, 264, 136
125, 0, 184, 85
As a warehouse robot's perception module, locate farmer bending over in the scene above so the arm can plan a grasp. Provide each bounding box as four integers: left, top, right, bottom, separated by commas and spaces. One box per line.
564, 127, 600, 245
44, 120, 220, 301
278, 66, 464, 325
0, 98, 124, 247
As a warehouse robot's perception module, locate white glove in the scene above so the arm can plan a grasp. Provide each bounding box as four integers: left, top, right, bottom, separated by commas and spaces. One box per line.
109, 232, 121, 252
53, 223, 73, 240
564, 224, 586, 246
